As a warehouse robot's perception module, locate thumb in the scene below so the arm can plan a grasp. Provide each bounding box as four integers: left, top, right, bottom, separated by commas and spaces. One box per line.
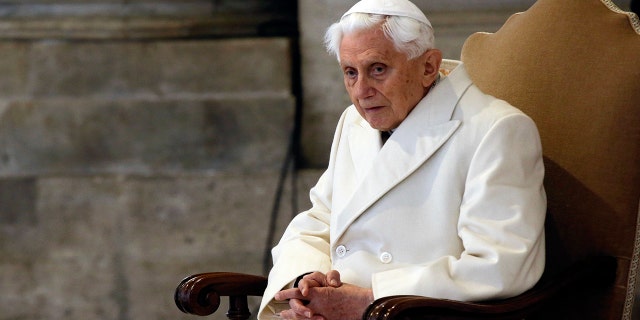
326, 270, 342, 287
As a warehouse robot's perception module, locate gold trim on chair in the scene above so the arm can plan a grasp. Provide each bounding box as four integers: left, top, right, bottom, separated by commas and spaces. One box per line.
625, 203, 640, 320
600, 0, 640, 34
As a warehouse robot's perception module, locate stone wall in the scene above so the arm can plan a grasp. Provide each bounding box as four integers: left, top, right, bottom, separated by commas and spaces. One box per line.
0, 1, 304, 320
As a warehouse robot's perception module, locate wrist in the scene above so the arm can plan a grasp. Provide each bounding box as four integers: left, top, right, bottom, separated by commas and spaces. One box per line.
366, 289, 375, 304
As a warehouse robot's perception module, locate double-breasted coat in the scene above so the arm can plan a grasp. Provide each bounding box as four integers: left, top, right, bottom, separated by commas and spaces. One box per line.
258, 62, 546, 319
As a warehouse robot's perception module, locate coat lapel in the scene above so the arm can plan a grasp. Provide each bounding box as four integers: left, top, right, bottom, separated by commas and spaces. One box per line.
331, 64, 473, 244
348, 116, 383, 182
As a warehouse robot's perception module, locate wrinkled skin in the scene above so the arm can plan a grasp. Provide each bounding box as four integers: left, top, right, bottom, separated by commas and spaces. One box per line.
274, 270, 374, 320
339, 24, 441, 132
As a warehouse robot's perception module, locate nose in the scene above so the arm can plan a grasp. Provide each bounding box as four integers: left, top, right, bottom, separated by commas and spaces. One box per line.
353, 76, 375, 100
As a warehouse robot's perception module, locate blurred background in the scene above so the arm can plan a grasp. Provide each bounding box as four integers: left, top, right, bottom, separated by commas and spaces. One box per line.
0, 0, 634, 319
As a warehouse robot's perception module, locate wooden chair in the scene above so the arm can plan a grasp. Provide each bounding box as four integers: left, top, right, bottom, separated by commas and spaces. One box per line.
174, 0, 640, 318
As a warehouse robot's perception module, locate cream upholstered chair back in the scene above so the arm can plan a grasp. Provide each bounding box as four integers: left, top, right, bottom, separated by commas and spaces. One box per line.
461, 0, 640, 318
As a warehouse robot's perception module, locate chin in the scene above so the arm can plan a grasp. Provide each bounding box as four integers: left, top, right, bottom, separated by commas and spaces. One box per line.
369, 121, 395, 131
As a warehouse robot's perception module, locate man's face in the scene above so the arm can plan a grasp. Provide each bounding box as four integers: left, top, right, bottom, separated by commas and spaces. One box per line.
339, 26, 434, 131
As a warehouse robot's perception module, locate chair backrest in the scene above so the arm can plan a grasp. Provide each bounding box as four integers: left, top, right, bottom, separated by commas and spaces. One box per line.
460, 0, 640, 318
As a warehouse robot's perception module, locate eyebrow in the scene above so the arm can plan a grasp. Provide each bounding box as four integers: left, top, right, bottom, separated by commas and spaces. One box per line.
340, 55, 389, 70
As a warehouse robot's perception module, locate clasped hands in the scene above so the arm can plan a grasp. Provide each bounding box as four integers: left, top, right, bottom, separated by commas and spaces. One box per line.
274, 270, 374, 320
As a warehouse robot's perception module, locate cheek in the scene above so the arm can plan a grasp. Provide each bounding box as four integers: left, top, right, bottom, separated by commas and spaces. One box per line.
344, 79, 357, 97
401, 74, 425, 99
353, 103, 367, 120
387, 79, 423, 116
388, 78, 415, 100
345, 88, 359, 106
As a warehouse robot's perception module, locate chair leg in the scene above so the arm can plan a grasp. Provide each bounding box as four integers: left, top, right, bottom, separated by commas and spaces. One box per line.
227, 295, 252, 320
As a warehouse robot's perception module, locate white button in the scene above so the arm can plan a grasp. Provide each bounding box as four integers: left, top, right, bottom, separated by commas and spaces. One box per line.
336, 245, 347, 257
379, 252, 393, 264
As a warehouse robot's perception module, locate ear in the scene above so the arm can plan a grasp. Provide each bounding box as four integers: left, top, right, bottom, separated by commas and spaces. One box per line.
421, 49, 442, 88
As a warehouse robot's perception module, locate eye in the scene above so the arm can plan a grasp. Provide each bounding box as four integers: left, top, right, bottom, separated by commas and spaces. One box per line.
344, 68, 357, 79
371, 64, 386, 76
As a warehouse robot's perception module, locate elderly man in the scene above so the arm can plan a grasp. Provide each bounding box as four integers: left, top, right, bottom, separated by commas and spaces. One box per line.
258, 0, 546, 319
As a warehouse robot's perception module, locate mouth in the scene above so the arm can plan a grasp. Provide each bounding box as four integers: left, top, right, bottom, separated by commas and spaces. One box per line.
362, 105, 385, 113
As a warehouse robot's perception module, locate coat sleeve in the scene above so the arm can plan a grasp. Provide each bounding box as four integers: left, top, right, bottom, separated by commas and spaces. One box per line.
257, 108, 353, 319
371, 111, 547, 301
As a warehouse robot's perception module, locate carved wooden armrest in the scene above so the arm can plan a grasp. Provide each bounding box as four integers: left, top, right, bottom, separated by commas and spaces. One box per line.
363, 255, 616, 320
174, 272, 267, 320
174, 257, 614, 320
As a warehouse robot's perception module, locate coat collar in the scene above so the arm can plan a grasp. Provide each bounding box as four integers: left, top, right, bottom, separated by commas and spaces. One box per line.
331, 62, 473, 244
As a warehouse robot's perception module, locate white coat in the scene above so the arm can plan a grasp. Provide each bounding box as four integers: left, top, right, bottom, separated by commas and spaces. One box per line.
258, 62, 546, 319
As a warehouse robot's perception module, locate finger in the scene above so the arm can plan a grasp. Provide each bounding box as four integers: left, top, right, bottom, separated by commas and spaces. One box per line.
298, 279, 318, 296
325, 270, 342, 287
301, 272, 326, 286
298, 273, 324, 296
289, 298, 314, 318
279, 309, 302, 319
278, 309, 292, 319
275, 288, 304, 301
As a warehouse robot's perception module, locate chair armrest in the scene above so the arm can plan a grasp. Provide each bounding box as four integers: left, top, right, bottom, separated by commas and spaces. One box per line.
363, 255, 616, 320
174, 272, 267, 317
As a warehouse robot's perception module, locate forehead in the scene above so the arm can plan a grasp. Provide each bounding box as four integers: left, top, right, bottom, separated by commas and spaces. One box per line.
339, 27, 405, 67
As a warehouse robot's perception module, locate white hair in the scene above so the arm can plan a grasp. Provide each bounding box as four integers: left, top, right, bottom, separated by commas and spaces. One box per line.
324, 12, 435, 61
